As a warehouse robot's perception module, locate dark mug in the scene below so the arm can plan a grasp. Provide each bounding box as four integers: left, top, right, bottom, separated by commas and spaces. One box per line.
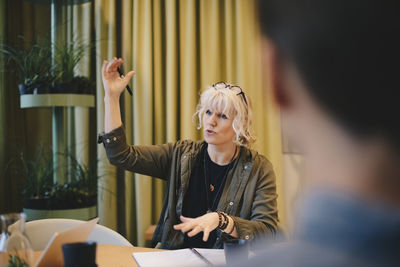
224, 239, 250, 266
62, 241, 97, 267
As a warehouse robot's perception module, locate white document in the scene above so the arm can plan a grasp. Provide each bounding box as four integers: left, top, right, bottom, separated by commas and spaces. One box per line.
133, 248, 226, 267
195, 249, 226, 265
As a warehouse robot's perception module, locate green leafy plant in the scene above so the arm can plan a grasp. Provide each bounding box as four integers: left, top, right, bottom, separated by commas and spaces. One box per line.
54, 41, 87, 82
8, 145, 99, 210
52, 40, 95, 94
5, 255, 30, 267
11, 144, 54, 200
44, 151, 99, 209
0, 37, 53, 93
0, 36, 95, 95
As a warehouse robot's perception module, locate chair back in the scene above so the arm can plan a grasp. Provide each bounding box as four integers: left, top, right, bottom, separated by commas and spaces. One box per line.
25, 218, 133, 250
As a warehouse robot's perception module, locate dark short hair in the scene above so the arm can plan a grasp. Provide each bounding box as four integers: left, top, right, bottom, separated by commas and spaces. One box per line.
259, 0, 400, 149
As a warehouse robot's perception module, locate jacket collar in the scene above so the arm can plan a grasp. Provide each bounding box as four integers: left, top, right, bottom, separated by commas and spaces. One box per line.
217, 147, 254, 212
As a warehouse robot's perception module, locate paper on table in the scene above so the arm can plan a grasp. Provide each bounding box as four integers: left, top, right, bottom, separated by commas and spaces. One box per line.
132, 248, 226, 267
194, 248, 226, 265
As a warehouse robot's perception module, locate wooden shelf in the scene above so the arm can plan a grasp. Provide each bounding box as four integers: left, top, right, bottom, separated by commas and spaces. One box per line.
20, 94, 95, 108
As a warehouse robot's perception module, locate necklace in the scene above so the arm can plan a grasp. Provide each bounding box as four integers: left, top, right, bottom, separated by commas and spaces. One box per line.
203, 145, 238, 212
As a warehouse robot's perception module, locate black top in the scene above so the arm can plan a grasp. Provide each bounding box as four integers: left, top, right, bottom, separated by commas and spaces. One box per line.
182, 145, 234, 248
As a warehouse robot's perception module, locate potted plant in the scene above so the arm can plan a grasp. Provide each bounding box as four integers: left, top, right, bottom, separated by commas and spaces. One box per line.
0, 37, 53, 95
52, 40, 95, 95
0, 37, 95, 95
7, 145, 99, 221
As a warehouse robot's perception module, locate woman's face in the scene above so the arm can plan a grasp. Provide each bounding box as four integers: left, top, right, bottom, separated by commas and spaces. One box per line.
202, 108, 236, 147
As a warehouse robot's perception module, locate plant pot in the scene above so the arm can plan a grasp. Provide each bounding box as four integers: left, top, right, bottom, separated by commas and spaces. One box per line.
23, 197, 97, 221
19, 83, 51, 95
23, 205, 97, 221
18, 84, 34, 95
24, 198, 48, 209
52, 77, 95, 95
52, 82, 72, 94
71, 76, 95, 95
32, 83, 51, 94
24, 195, 97, 210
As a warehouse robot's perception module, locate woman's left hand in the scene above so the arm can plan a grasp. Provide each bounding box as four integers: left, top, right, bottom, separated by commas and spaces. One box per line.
173, 213, 219, 241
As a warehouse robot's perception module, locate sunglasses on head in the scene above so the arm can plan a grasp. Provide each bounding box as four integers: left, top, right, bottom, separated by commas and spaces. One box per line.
212, 82, 248, 106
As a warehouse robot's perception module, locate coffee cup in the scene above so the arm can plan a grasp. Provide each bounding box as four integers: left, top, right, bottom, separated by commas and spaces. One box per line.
62, 241, 97, 267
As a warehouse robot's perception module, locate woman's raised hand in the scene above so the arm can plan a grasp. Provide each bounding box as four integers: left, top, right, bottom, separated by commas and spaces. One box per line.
102, 58, 135, 99
173, 213, 219, 242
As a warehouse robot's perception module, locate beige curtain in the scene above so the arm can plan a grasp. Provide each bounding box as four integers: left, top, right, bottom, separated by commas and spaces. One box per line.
95, 0, 119, 234
95, 0, 283, 246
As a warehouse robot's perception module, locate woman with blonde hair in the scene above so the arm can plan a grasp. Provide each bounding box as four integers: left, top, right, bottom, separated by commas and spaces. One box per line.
99, 58, 278, 249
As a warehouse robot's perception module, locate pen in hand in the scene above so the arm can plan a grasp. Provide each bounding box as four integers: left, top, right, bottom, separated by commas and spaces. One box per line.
117, 67, 133, 96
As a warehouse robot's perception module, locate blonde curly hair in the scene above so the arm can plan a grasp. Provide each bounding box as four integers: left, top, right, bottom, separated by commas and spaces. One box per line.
193, 82, 256, 147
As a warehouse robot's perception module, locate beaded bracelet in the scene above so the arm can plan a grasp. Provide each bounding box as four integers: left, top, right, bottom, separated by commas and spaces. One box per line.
220, 212, 229, 230
216, 211, 224, 228
216, 211, 229, 231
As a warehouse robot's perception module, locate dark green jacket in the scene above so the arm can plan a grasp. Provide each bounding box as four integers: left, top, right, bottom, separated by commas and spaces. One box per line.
100, 126, 278, 249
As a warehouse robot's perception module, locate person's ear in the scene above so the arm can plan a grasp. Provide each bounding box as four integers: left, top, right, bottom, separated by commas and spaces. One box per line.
261, 38, 290, 108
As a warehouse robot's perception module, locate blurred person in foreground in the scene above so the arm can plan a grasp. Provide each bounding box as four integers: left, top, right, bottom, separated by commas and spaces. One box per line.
240, 0, 400, 266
